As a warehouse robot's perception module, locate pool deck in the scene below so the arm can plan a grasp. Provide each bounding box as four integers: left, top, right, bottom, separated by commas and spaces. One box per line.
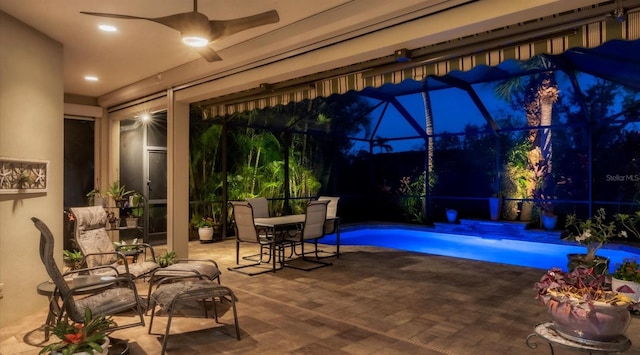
2, 222, 639, 354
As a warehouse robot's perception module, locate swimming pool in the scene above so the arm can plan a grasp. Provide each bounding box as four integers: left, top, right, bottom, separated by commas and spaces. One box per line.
321, 226, 640, 272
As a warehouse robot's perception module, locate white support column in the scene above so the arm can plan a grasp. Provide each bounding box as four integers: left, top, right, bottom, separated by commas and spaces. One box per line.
167, 89, 190, 257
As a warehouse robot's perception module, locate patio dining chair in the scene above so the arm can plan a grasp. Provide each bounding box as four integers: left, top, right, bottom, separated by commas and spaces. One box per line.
283, 199, 331, 270
31, 217, 146, 332
315, 196, 341, 258
228, 201, 283, 275
247, 197, 270, 218
317, 195, 340, 234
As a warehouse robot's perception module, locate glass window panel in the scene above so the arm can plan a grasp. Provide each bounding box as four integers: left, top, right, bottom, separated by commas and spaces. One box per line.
120, 119, 144, 193
147, 112, 167, 147
148, 151, 167, 200
64, 118, 95, 207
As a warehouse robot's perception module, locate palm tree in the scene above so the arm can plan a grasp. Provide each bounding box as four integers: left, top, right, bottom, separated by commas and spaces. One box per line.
421, 83, 435, 223
422, 88, 434, 172
372, 136, 393, 153
494, 55, 559, 202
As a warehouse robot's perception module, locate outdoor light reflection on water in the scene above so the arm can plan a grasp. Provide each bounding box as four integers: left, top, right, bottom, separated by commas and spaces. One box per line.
322, 228, 640, 273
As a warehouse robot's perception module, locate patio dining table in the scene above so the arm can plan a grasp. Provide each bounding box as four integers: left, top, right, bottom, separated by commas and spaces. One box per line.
253, 214, 341, 260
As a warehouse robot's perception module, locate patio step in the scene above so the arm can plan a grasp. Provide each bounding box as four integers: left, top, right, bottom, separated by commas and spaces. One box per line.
434, 218, 563, 243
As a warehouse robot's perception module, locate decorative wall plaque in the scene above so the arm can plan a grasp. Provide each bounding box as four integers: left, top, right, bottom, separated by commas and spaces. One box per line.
0, 157, 49, 194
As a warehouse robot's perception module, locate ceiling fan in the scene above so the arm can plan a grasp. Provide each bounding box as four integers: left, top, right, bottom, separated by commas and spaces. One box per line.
80, 0, 280, 62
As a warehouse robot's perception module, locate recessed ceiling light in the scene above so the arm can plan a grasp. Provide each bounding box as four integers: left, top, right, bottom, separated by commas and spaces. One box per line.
98, 25, 117, 32
84, 76, 99, 81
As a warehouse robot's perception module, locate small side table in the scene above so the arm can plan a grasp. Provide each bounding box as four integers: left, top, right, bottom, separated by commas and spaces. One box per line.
526, 322, 632, 354
36, 281, 58, 341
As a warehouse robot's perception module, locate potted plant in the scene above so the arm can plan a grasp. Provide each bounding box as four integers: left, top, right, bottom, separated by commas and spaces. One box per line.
124, 192, 144, 228
62, 250, 84, 271
156, 251, 177, 267
113, 238, 140, 264
86, 189, 105, 207
105, 211, 118, 230
488, 194, 501, 221
611, 258, 640, 303
39, 307, 115, 355
564, 208, 628, 274
105, 181, 133, 208
536, 193, 557, 230
534, 266, 636, 343
195, 217, 215, 243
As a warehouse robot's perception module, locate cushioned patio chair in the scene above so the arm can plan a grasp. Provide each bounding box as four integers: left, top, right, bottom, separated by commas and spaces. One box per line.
71, 206, 221, 304
71, 206, 159, 279
228, 201, 282, 275
32, 217, 146, 332
283, 199, 332, 270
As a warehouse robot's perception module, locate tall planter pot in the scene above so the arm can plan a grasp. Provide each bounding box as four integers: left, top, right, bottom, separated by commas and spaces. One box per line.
198, 227, 214, 243
489, 197, 501, 221
541, 213, 557, 230
445, 209, 458, 223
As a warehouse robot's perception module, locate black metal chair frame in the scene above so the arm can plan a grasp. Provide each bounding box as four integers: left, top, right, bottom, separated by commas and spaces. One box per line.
32, 217, 146, 334
148, 278, 240, 355
283, 200, 333, 271
228, 201, 284, 275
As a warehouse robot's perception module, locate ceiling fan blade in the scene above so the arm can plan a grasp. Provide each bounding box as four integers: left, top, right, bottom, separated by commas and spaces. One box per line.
196, 46, 223, 62
151, 13, 208, 33
80, 11, 151, 21
209, 10, 279, 40
81, 11, 203, 34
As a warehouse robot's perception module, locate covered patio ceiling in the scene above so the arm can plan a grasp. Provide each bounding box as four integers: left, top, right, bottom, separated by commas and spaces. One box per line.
356, 39, 640, 140
204, 38, 640, 145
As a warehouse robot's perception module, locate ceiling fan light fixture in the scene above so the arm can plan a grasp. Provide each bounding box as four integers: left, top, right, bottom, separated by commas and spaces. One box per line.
98, 24, 117, 32
80, 3, 280, 62
181, 35, 210, 47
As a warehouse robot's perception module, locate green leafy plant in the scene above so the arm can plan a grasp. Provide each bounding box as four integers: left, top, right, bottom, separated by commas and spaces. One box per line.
39, 308, 115, 355
63, 250, 84, 270
194, 216, 215, 228
113, 238, 139, 252
156, 251, 177, 267
86, 189, 102, 206
127, 192, 145, 218
615, 211, 640, 240
613, 258, 640, 283
564, 208, 628, 262
105, 181, 133, 206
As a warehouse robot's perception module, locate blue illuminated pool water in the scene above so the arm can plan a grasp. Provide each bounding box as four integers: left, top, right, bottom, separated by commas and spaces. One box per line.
321, 226, 640, 272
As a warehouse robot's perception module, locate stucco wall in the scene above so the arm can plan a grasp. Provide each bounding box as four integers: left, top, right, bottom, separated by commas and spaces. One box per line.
0, 11, 64, 327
